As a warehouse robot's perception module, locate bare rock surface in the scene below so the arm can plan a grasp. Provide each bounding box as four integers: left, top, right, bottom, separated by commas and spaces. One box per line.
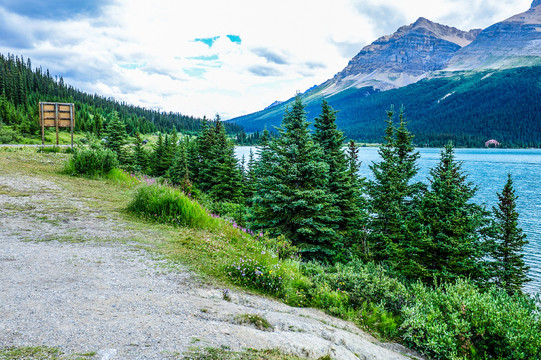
0, 172, 419, 359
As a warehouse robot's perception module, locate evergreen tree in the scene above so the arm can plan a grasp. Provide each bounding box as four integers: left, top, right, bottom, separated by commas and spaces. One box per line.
196, 120, 218, 192
410, 142, 490, 284
208, 119, 243, 203
105, 111, 127, 164
367, 108, 421, 263
169, 138, 193, 194
243, 148, 257, 202
344, 140, 369, 258
151, 133, 166, 177
250, 96, 336, 261
491, 174, 530, 294
313, 100, 364, 260
133, 132, 148, 173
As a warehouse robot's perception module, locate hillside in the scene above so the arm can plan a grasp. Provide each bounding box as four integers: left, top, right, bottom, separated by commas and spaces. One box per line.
229, 66, 541, 147
0, 53, 244, 143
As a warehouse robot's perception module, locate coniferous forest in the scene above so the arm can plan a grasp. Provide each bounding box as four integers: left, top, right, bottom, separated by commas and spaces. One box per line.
64, 93, 541, 359
0, 53, 253, 143
229, 66, 541, 148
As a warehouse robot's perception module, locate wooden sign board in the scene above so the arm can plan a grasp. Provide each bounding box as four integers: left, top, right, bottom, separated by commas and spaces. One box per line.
39, 102, 75, 147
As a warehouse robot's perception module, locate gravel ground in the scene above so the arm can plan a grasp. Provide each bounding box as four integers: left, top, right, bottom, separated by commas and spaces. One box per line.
0, 172, 421, 360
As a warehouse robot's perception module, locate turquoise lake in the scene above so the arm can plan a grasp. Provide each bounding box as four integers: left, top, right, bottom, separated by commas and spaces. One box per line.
235, 147, 541, 295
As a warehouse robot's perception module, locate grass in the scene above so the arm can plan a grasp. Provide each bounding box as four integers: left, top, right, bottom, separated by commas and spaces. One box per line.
236, 313, 273, 331
0, 346, 95, 360
183, 347, 330, 360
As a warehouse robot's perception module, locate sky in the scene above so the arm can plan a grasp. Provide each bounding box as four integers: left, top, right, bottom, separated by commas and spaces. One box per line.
0, 0, 534, 120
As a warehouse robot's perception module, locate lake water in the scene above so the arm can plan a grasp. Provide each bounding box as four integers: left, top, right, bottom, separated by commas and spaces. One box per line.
235, 146, 541, 295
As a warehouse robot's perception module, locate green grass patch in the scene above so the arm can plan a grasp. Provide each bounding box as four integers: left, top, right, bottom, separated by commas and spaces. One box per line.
236, 313, 273, 331
183, 347, 324, 360
128, 184, 221, 229
0, 346, 62, 359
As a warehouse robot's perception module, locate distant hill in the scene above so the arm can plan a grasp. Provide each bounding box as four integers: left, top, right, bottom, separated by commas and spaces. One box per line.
227, 2, 541, 148
0, 53, 244, 142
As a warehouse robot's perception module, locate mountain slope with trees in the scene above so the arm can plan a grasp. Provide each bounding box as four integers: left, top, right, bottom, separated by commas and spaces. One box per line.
0, 53, 246, 143
228, 66, 541, 147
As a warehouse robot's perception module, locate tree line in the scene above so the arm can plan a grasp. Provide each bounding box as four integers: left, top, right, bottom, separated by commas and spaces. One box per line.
106, 94, 530, 296
0, 53, 245, 143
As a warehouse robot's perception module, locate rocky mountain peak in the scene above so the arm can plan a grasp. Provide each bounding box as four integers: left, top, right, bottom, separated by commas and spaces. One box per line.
445, 2, 541, 70
321, 18, 479, 95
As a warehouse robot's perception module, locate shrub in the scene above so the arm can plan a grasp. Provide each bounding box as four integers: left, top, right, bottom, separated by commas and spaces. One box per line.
128, 185, 219, 229
226, 256, 284, 295
64, 147, 118, 176
400, 279, 541, 360
205, 201, 247, 227
302, 260, 409, 314
105, 168, 140, 188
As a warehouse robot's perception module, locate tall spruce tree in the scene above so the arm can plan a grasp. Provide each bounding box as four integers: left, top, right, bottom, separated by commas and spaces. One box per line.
250, 96, 336, 261
313, 100, 365, 260
367, 108, 421, 263
491, 174, 530, 294
410, 142, 489, 284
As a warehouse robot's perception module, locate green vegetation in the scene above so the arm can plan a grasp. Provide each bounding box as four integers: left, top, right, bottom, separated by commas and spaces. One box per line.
0, 346, 95, 360
183, 347, 320, 360
229, 66, 541, 148
490, 174, 531, 295
128, 185, 220, 229
5, 67, 538, 359
0, 53, 245, 144
236, 313, 274, 331
4, 135, 540, 359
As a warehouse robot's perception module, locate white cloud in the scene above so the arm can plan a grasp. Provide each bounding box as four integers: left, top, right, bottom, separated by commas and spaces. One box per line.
0, 0, 534, 119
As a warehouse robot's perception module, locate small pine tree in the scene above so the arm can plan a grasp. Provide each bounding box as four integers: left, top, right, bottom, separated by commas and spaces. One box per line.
170, 138, 193, 194
491, 174, 530, 294
367, 108, 421, 263
208, 120, 243, 203
105, 111, 127, 164
151, 133, 166, 177
133, 132, 148, 173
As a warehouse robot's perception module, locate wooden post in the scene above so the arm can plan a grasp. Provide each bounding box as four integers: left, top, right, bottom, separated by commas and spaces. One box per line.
70, 103, 74, 149
40, 102, 45, 146
55, 103, 59, 146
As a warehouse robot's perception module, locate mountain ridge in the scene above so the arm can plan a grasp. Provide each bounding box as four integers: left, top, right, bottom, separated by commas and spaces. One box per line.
227, 3, 541, 147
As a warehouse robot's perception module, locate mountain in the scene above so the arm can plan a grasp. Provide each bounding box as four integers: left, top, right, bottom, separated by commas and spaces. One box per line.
321, 17, 480, 95
227, 3, 541, 147
445, 0, 541, 70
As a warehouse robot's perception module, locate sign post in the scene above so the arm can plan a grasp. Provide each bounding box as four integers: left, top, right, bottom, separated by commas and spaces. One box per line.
39, 102, 75, 148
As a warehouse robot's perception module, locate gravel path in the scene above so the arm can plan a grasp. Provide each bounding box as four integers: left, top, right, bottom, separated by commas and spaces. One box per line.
0, 172, 420, 359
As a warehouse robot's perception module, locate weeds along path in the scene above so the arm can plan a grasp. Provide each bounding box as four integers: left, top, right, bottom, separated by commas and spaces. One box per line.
0, 151, 418, 360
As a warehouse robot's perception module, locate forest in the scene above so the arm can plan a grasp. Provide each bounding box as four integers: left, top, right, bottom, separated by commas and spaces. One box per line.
65, 95, 540, 359
229, 66, 541, 148
0, 53, 258, 144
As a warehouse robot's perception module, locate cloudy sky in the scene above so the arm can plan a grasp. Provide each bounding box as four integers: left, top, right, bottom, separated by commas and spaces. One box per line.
0, 0, 534, 119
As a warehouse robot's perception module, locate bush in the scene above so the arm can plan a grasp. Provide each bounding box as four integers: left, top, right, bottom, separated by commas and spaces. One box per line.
226, 255, 284, 295
128, 184, 220, 229
0, 126, 22, 144
64, 147, 118, 176
302, 260, 409, 314
400, 279, 541, 360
